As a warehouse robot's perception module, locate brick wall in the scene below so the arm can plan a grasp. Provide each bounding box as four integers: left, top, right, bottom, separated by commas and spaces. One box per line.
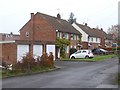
20, 13, 56, 42
1, 43, 17, 64
82, 42, 88, 49
34, 14, 56, 42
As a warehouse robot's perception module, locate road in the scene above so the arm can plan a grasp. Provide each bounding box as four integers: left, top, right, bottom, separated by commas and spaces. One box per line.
2, 57, 118, 88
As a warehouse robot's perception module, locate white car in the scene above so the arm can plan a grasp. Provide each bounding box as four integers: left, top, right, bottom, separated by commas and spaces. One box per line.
70, 50, 94, 59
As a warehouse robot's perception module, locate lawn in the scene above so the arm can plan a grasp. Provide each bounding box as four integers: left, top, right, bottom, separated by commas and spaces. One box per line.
62, 54, 117, 61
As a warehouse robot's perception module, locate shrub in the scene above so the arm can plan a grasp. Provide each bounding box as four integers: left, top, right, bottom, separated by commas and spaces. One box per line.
112, 46, 120, 51
13, 52, 54, 72
69, 48, 77, 56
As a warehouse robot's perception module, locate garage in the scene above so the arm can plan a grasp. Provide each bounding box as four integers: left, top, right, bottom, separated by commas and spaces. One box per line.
17, 44, 29, 62
46, 45, 55, 60
33, 45, 43, 59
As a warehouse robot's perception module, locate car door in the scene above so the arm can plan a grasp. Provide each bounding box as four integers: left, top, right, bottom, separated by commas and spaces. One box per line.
75, 50, 82, 58
81, 50, 87, 58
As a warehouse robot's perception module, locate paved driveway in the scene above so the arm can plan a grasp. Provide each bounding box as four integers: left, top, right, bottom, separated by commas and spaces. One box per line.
2, 57, 118, 88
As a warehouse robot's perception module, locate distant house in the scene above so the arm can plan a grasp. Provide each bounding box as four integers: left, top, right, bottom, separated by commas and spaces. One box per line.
1, 12, 81, 64
0, 33, 20, 64
73, 23, 102, 49
104, 34, 113, 47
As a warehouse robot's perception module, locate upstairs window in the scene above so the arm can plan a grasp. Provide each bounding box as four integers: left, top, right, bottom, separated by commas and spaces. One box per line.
71, 34, 76, 40
26, 32, 29, 37
91, 37, 93, 42
63, 33, 69, 39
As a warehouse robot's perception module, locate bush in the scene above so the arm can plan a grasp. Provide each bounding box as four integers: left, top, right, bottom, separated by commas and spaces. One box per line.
112, 46, 120, 51
69, 48, 77, 56
11, 52, 54, 73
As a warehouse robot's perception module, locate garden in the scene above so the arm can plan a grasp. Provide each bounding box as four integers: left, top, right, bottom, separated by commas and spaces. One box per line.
1, 52, 55, 78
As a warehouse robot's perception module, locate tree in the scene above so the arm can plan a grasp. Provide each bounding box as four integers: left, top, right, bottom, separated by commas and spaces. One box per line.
56, 37, 71, 58
107, 25, 118, 43
68, 12, 76, 24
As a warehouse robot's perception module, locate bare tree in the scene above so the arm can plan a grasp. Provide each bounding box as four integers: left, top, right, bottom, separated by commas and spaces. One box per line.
107, 25, 118, 43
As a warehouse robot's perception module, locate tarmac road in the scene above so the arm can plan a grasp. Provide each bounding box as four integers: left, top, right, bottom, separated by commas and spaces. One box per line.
2, 57, 119, 88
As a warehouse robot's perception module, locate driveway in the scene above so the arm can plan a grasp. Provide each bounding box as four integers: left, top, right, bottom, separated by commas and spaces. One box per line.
2, 57, 118, 88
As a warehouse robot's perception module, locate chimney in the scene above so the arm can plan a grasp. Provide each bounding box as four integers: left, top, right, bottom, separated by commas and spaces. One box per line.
31, 13, 34, 19
57, 13, 61, 19
30, 13, 34, 41
85, 23, 87, 26
101, 28, 103, 31
10, 32, 13, 37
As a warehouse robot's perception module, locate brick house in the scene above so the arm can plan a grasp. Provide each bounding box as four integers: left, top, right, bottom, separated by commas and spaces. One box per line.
72, 23, 105, 49
38, 13, 81, 58
20, 12, 81, 59
0, 12, 81, 64
104, 34, 113, 48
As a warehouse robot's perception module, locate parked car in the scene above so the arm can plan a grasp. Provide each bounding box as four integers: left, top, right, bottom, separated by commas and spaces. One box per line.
70, 50, 94, 59
92, 48, 108, 55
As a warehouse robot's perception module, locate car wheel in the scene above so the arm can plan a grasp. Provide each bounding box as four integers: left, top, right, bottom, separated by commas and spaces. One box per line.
85, 56, 89, 59
71, 56, 75, 59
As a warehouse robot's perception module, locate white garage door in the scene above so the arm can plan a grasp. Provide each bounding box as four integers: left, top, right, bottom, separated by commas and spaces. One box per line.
33, 45, 43, 59
17, 45, 29, 62
46, 45, 55, 60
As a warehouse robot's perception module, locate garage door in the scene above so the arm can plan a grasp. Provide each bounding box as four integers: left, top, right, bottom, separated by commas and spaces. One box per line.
33, 45, 43, 59
17, 45, 29, 62
46, 45, 55, 60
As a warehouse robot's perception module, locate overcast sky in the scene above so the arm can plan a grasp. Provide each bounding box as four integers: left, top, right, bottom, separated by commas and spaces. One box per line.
0, 0, 119, 34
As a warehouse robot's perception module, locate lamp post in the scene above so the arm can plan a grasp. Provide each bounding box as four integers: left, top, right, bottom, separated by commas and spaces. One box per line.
115, 43, 118, 52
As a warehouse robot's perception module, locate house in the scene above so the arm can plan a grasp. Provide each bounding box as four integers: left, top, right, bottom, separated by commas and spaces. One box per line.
72, 23, 102, 49
1, 12, 81, 64
0, 33, 20, 64
41, 13, 81, 57
104, 34, 113, 47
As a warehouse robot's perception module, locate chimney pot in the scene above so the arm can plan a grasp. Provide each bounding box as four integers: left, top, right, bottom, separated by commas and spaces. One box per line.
57, 13, 61, 19
85, 23, 87, 26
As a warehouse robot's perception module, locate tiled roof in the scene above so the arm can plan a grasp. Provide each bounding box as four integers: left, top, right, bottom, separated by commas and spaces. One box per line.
0, 33, 20, 41
36, 12, 81, 35
76, 23, 101, 38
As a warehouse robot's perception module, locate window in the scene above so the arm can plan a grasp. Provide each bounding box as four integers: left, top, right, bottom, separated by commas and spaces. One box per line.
73, 34, 76, 40
57, 32, 60, 38
59, 32, 62, 38
71, 34, 76, 40
26, 32, 29, 37
91, 37, 93, 42
76, 51, 81, 54
82, 51, 86, 53
63, 33, 69, 39
96, 38, 97, 42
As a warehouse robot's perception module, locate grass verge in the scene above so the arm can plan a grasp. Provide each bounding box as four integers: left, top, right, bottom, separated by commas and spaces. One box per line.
62, 54, 117, 61
2, 66, 58, 78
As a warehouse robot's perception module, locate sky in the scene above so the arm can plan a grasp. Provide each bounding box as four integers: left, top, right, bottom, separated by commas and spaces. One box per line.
0, 0, 119, 34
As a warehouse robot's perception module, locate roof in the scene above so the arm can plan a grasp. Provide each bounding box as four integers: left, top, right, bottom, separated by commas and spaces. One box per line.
92, 28, 104, 38
37, 12, 81, 35
0, 33, 20, 41
76, 23, 101, 38
105, 34, 113, 40
20, 12, 81, 35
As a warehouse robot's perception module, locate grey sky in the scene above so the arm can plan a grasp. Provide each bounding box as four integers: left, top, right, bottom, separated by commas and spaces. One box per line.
0, 0, 119, 34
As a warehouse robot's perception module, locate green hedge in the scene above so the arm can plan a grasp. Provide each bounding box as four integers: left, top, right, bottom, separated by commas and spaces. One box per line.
112, 47, 120, 51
